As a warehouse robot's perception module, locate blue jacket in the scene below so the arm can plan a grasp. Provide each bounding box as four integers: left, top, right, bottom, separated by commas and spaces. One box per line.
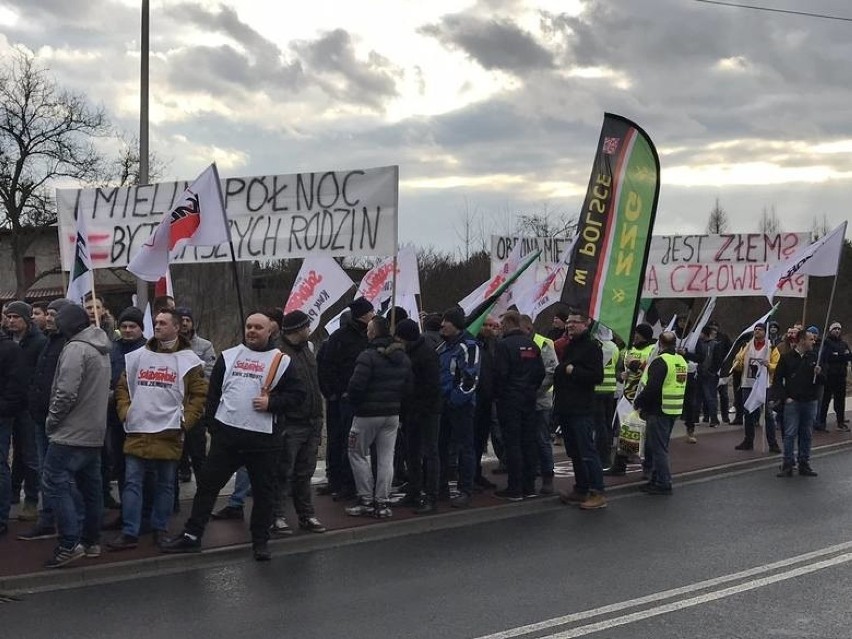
438, 330, 480, 408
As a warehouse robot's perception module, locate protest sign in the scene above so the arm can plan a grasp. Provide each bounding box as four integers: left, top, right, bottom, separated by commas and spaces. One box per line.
56, 165, 399, 270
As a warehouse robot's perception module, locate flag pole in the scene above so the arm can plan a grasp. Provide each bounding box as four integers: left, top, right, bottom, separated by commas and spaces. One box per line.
136, 0, 150, 313
89, 273, 101, 329
210, 164, 245, 323
389, 166, 400, 332
814, 221, 847, 375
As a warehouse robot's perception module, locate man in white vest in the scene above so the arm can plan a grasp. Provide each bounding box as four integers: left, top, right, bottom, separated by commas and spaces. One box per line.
161, 312, 306, 561
108, 310, 208, 550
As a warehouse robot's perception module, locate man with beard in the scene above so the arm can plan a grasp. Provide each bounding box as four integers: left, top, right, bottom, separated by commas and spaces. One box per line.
554, 310, 605, 509
773, 328, 824, 477
161, 312, 305, 560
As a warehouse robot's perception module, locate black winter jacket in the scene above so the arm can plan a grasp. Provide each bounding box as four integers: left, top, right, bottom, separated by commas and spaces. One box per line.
347, 337, 412, 417
27, 332, 67, 424
772, 348, 824, 403
17, 323, 47, 393
476, 335, 497, 404
403, 336, 441, 416
0, 334, 26, 417
820, 336, 851, 378
317, 319, 369, 399
553, 330, 604, 416
494, 329, 545, 405
279, 337, 324, 426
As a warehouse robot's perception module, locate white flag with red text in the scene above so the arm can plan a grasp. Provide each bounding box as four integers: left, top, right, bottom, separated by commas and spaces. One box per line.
127, 164, 230, 281
761, 221, 847, 302
284, 256, 354, 334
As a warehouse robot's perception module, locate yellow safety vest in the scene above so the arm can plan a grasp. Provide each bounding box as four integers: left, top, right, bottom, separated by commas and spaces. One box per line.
659, 352, 688, 416
595, 340, 619, 394
624, 343, 655, 400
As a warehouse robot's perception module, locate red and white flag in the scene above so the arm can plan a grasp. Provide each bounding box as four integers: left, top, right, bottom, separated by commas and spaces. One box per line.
512, 235, 577, 320
284, 256, 354, 334
761, 221, 847, 302
323, 247, 420, 334
127, 164, 229, 281
459, 240, 525, 316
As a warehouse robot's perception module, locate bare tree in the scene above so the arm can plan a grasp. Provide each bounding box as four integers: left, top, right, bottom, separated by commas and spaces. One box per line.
104, 134, 168, 187
811, 213, 831, 240
0, 50, 110, 297
759, 205, 781, 234
453, 197, 487, 261
706, 198, 729, 234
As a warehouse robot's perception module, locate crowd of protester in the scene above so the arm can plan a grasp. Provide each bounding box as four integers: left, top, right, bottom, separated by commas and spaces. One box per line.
0, 293, 849, 568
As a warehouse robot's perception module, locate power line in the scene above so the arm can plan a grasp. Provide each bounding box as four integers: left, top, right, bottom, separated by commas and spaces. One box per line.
694, 0, 852, 23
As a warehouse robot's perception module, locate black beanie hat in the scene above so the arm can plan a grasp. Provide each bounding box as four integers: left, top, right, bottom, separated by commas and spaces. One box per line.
56, 303, 90, 339
175, 306, 194, 323
118, 307, 145, 329
442, 307, 465, 330
348, 297, 374, 319
281, 310, 311, 333
635, 323, 654, 341
395, 318, 420, 342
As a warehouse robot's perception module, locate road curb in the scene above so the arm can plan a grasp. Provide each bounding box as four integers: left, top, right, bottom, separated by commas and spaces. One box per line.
5, 438, 852, 595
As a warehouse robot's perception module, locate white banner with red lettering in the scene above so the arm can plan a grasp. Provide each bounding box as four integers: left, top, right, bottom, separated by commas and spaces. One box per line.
323, 247, 420, 335
284, 256, 354, 334
491, 233, 810, 298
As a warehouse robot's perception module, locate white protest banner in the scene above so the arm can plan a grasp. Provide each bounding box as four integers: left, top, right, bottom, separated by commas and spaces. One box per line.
492, 233, 811, 298
284, 256, 354, 334
56, 165, 399, 270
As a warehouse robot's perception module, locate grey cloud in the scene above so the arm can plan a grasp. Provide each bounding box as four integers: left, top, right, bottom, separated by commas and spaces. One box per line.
291, 29, 400, 110
163, 44, 304, 96
420, 15, 554, 72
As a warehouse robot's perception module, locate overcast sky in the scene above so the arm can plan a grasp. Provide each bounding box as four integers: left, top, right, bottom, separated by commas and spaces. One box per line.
2, 0, 851, 254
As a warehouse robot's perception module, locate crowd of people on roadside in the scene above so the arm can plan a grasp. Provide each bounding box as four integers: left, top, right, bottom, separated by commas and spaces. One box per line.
1, 292, 849, 568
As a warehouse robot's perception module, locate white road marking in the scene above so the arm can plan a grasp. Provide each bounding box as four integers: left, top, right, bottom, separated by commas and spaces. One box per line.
543, 552, 852, 638
473, 540, 852, 639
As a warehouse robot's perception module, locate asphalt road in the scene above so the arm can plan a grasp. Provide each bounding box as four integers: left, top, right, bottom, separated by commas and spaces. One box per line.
5, 448, 852, 639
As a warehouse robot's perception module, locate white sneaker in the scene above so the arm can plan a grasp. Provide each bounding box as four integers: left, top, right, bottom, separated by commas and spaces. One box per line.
269, 517, 293, 536
84, 544, 102, 558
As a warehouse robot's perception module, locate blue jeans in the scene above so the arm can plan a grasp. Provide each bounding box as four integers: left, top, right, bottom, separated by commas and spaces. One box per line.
699, 374, 719, 421
41, 443, 102, 549
33, 419, 56, 527
122, 456, 177, 537
0, 418, 12, 525
562, 413, 604, 493
227, 466, 252, 508
645, 414, 675, 489
782, 400, 817, 467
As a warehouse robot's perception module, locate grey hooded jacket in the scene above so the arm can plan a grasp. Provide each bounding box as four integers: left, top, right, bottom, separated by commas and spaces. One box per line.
46, 305, 112, 447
